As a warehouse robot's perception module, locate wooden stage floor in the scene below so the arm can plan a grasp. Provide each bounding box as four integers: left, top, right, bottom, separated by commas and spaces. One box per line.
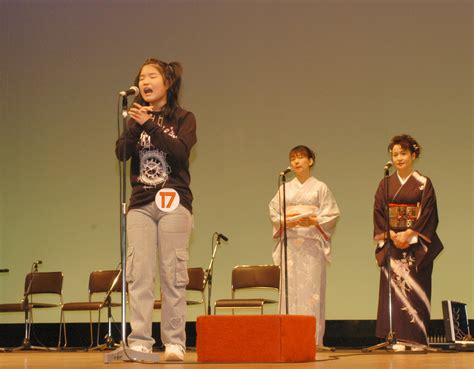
0, 349, 473, 369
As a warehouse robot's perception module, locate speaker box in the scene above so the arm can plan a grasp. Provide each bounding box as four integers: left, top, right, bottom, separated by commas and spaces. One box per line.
442, 300, 471, 342
196, 315, 316, 362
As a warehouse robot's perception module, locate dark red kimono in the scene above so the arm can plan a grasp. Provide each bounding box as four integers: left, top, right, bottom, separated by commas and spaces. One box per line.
373, 171, 443, 345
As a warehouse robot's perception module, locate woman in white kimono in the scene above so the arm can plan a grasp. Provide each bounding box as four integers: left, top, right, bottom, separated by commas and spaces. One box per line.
269, 145, 340, 348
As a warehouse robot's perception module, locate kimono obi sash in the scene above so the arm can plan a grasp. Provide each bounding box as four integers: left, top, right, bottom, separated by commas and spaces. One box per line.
388, 203, 419, 230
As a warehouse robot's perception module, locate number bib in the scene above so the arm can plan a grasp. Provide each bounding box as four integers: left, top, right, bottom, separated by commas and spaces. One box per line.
155, 188, 180, 212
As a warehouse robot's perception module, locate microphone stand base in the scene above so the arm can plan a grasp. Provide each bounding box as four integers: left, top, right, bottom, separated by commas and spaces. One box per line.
103, 345, 160, 363
363, 336, 437, 353
1, 337, 59, 352
317, 345, 336, 352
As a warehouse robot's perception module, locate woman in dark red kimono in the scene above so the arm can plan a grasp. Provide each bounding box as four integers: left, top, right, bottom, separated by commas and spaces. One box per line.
373, 134, 443, 350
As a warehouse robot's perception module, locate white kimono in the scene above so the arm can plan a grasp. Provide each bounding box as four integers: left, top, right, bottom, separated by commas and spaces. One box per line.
269, 176, 340, 346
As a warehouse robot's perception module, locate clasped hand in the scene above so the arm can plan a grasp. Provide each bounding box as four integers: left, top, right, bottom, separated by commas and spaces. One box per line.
128, 103, 153, 125
286, 214, 319, 228
390, 230, 412, 249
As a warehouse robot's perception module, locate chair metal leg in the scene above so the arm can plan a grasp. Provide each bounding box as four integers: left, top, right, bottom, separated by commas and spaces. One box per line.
96, 310, 102, 348
58, 310, 67, 348
89, 310, 94, 348
62, 314, 67, 348
202, 292, 207, 315
58, 309, 103, 349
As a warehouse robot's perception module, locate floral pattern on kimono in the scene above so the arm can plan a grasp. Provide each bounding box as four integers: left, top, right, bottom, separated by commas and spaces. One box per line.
269, 176, 340, 346
373, 171, 443, 345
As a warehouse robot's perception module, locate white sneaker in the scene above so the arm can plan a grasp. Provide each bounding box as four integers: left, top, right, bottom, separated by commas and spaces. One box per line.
164, 343, 185, 361
391, 344, 406, 352
129, 344, 152, 354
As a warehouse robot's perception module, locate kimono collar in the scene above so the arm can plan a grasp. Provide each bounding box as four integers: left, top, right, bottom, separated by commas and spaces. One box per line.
397, 171, 414, 185
293, 176, 316, 188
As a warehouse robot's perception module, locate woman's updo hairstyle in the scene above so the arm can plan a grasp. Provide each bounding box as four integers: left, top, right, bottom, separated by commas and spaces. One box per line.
388, 134, 421, 158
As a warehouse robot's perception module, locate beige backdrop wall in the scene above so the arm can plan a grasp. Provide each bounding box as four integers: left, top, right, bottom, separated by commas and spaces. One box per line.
0, 0, 472, 323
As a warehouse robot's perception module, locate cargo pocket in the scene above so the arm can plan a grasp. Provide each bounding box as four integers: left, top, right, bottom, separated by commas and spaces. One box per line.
175, 249, 189, 287
126, 246, 135, 283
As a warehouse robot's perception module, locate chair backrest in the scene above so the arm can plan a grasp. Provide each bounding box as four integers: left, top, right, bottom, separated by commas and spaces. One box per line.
231, 265, 280, 291
186, 267, 206, 292
89, 270, 122, 294
24, 272, 63, 295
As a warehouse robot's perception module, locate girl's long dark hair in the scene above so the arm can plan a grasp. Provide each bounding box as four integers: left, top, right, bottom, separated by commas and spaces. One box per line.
133, 58, 183, 121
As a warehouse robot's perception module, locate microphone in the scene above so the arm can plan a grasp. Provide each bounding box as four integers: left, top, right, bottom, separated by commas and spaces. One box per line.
216, 233, 229, 242
383, 161, 393, 171
119, 86, 139, 97
279, 167, 292, 176
32, 260, 42, 272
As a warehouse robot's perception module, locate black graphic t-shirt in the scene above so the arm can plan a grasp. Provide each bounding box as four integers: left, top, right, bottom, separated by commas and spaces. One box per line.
115, 107, 197, 213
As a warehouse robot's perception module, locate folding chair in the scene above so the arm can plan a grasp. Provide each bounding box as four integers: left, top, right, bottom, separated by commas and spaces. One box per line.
0, 271, 63, 351
214, 265, 279, 314
59, 269, 122, 349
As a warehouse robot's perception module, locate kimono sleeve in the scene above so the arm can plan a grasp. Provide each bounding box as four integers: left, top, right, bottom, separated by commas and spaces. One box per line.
373, 178, 386, 239
317, 184, 340, 237
410, 178, 438, 243
410, 178, 444, 268
269, 187, 283, 236
373, 179, 389, 267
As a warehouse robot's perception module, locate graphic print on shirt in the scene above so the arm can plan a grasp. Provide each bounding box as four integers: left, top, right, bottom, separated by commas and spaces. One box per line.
156, 116, 178, 139
138, 130, 171, 188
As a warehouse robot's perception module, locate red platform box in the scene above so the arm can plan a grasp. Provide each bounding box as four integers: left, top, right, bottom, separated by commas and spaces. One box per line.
196, 315, 316, 362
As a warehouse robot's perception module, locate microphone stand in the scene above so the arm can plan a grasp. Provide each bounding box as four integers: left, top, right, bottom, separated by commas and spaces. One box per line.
8, 262, 54, 351
104, 95, 160, 364
91, 271, 122, 351
206, 233, 226, 315
280, 173, 289, 315
363, 167, 431, 353
364, 166, 396, 352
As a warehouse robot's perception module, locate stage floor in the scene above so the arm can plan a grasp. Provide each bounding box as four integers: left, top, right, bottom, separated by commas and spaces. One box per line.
0, 349, 473, 369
